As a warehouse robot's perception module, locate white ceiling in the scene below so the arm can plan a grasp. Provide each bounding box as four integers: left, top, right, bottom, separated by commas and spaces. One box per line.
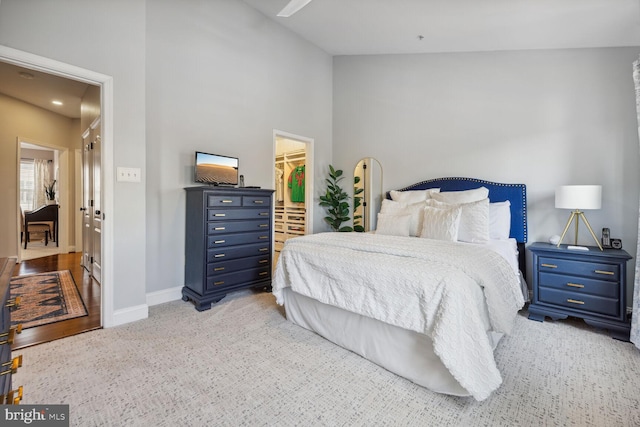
2, 1, 639, 119
242, 0, 640, 55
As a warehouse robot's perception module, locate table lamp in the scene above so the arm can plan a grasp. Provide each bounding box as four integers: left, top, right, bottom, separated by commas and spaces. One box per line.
555, 185, 603, 250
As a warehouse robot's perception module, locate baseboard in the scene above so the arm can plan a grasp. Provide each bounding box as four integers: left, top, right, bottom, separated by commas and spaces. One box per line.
146, 285, 182, 307
111, 303, 149, 327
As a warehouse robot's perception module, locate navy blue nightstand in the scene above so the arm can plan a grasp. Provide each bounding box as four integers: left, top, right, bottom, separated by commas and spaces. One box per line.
528, 242, 632, 341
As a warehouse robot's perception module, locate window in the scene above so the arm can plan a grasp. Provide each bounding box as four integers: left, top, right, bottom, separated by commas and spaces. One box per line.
19, 159, 35, 212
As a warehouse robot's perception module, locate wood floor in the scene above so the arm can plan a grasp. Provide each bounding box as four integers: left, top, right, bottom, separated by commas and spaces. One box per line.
11, 252, 101, 350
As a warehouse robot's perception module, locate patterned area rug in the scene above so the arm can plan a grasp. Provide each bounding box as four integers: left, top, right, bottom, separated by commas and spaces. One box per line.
10, 270, 88, 329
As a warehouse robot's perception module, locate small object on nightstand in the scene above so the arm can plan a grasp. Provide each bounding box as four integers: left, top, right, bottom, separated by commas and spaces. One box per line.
611, 239, 622, 249
549, 235, 560, 245
567, 245, 589, 251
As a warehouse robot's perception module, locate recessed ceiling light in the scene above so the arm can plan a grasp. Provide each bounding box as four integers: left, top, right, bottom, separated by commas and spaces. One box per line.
52, 100, 63, 106
19, 71, 35, 80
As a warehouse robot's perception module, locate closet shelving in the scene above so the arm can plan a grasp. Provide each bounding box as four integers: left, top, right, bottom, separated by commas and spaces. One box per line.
274, 148, 306, 255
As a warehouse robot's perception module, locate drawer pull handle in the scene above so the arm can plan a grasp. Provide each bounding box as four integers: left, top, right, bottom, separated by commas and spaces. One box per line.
214, 267, 225, 272
259, 272, 268, 276
253, 200, 264, 204
259, 248, 268, 252
214, 281, 225, 286
221, 200, 233, 203
259, 224, 268, 228
5, 386, 23, 405
594, 270, 614, 276
214, 254, 225, 258
214, 213, 226, 217
567, 282, 585, 288
1, 355, 22, 369
214, 227, 226, 231
214, 240, 226, 244
5, 296, 21, 308
567, 299, 585, 305
259, 236, 268, 240
0, 324, 22, 338
259, 212, 269, 216
541, 263, 557, 269
259, 260, 268, 264
0, 325, 21, 345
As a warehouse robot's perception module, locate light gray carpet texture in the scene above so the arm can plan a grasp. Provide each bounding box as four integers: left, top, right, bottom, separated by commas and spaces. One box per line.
13, 290, 640, 426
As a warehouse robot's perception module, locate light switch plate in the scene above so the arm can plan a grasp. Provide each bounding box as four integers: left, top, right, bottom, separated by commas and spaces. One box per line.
117, 167, 141, 182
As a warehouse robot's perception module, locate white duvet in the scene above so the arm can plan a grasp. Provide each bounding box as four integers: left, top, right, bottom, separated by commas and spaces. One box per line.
272, 232, 525, 401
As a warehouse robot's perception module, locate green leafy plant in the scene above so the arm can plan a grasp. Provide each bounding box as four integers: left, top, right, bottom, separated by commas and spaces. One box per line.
319, 165, 353, 232
352, 175, 365, 232
44, 179, 56, 201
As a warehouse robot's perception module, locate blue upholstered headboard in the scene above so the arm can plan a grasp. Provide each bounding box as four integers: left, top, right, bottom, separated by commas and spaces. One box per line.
389, 177, 528, 244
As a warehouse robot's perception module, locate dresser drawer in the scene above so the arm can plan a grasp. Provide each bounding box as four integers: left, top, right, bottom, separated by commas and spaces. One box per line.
538, 256, 619, 281
243, 196, 270, 206
207, 243, 270, 262
207, 220, 270, 235
207, 231, 270, 248
206, 267, 270, 291
207, 195, 241, 207
539, 287, 619, 317
208, 209, 271, 221
538, 272, 619, 299
207, 255, 270, 276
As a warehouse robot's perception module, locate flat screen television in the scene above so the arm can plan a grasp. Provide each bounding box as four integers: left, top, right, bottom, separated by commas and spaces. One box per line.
195, 151, 239, 186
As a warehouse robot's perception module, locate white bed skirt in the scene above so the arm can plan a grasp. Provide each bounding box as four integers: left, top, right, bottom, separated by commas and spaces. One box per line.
283, 288, 504, 397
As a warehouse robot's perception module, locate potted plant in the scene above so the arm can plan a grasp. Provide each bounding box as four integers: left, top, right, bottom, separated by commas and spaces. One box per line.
319, 165, 353, 232
45, 179, 56, 203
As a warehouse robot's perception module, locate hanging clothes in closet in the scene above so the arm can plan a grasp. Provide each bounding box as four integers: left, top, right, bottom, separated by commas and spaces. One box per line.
275, 166, 284, 202
288, 165, 305, 203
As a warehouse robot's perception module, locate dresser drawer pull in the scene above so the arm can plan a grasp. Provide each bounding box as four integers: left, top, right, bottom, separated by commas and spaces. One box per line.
253, 200, 264, 204
541, 263, 557, 269
214, 254, 226, 258
214, 213, 226, 217
214, 281, 225, 286
594, 270, 615, 276
214, 227, 226, 231
566, 282, 584, 288
567, 299, 585, 305
6, 386, 23, 405
259, 272, 268, 276
221, 200, 234, 203
0, 357, 22, 375
259, 212, 269, 216
259, 224, 269, 228
0, 324, 22, 338
259, 259, 268, 264
214, 240, 226, 244
0, 326, 21, 345
259, 248, 268, 252
258, 236, 268, 240
5, 296, 21, 308
214, 267, 225, 272
1, 355, 23, 370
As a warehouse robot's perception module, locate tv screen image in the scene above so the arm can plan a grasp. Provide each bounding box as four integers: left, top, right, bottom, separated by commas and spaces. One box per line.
195, 152, 238, 185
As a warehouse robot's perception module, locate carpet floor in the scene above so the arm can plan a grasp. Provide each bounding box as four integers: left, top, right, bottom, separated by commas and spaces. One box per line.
12, 290, 640, 426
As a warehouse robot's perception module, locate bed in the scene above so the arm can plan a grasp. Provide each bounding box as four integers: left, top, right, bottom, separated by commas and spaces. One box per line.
272, 177, 528, 401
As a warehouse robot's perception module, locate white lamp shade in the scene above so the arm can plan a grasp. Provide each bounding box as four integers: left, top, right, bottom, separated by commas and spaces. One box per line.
555, 185, 602, 210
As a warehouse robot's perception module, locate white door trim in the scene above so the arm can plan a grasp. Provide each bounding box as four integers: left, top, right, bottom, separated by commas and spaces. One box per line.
0, 45, 115, 328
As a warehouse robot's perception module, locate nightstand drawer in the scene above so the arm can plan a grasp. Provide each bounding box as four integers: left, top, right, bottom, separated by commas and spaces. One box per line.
539, 272, 619, 299
538, 256, 619, 281
539, 287, 619, 317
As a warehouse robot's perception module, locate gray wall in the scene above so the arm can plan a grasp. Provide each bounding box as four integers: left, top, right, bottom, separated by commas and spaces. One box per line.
144, 0, 333, 294
334, 48, 640, 301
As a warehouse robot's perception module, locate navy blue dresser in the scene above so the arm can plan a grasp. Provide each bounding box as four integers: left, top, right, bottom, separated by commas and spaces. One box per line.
528, 242, 632, 341
0, 258, 23, 404
182, 187, 274, 311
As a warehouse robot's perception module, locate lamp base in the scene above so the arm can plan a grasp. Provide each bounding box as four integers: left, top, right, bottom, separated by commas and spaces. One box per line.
557, 210, 603, 251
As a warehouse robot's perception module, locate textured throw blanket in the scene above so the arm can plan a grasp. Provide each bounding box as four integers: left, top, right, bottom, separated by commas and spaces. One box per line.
272, 232, 525, 401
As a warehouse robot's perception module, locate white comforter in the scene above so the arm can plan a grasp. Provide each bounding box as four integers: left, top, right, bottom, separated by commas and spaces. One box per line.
272, 232, 525, 401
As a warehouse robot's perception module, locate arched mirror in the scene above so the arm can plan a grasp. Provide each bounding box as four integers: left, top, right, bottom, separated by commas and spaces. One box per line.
353, 158, 383, 232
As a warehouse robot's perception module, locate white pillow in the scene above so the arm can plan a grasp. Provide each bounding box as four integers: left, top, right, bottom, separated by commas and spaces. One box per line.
426, 198, 490, 243
420, 205, 462, 242
431, 187, 489, 204
489, 201, 511, 240
375, 213, 412, 237
380, 199, 424, 237
389, 188, 440, 204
